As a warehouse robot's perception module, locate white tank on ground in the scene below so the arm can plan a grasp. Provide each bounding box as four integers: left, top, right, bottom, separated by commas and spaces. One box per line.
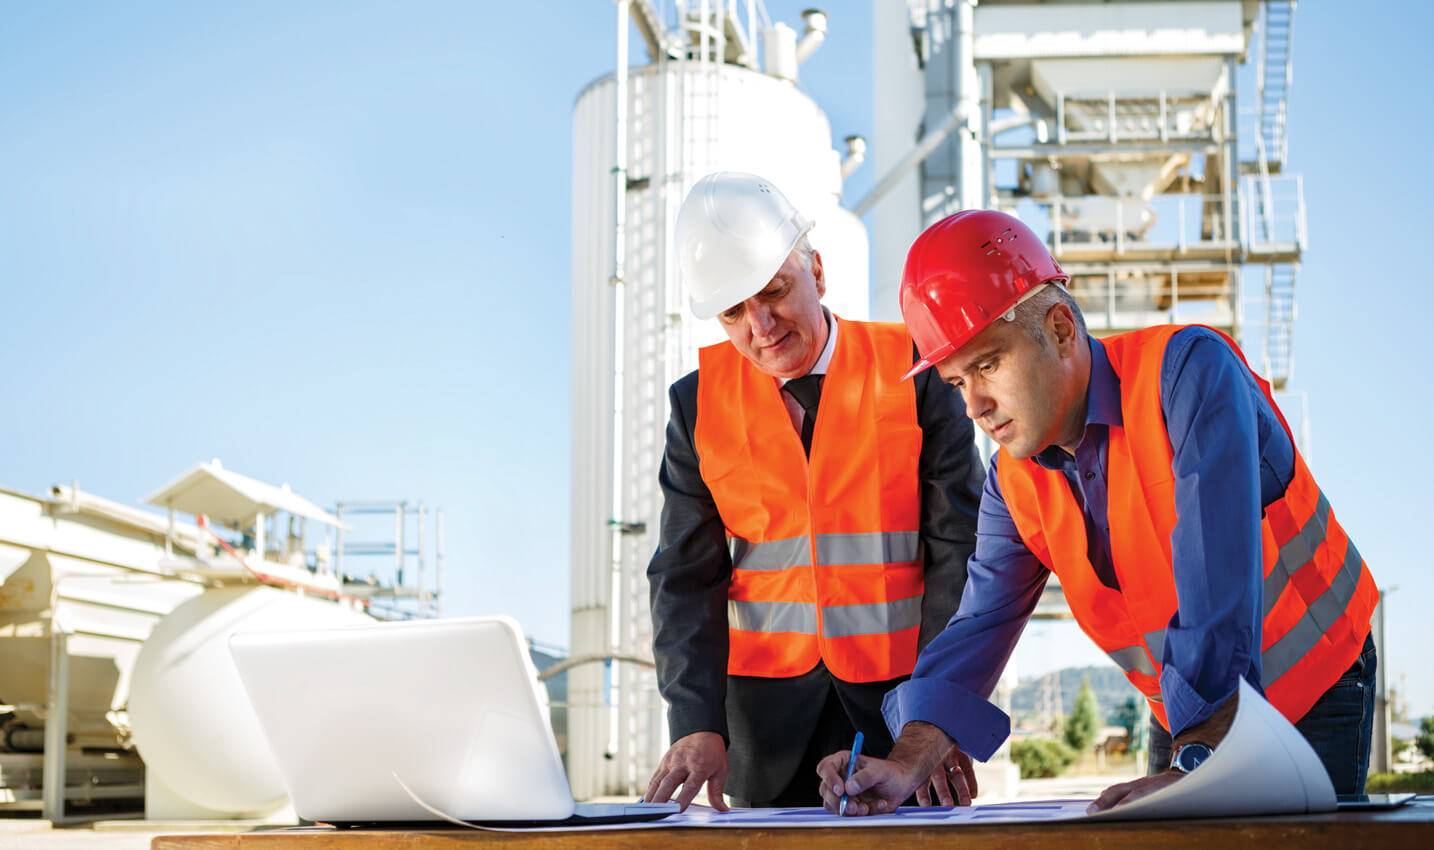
128, 585, 371, 818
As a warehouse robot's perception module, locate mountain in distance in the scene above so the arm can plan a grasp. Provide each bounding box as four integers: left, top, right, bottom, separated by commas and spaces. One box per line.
1009, 665, 1143, 724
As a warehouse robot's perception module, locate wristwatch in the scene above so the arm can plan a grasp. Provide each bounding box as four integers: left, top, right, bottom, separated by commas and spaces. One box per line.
1169, 742, 1214, 774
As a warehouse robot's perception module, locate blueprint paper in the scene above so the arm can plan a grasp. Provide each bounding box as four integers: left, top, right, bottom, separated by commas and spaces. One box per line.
458, 801, 1094, 831
461, 677, 1334, 831
1083, 677, 1337, 820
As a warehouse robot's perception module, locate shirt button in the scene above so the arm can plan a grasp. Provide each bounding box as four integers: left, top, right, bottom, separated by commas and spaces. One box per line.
1084, 471, 1095, 480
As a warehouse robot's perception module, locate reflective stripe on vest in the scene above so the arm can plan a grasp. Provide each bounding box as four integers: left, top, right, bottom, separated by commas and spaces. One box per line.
731, 531, 922, 571
695, 319, 925, 682
729, 599, 817, 634
726, 595, 923, 639
997, 325, 1378, 730
1263, 528, 1365, 683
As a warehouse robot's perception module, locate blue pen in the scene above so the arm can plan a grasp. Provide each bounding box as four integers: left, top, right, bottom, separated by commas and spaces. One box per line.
838, 731, 863, 816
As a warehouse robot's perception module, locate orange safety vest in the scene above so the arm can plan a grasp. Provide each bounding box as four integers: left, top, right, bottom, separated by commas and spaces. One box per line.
996, 325, 1377, 730
695, 319, 925, 683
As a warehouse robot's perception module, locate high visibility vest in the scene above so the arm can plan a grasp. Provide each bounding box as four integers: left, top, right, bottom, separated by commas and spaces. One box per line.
997, 325, 1377, 730
695, 319, 925, 683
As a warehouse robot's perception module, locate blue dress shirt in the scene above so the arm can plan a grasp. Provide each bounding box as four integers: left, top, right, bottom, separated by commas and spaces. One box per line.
882, 327, 1296, 760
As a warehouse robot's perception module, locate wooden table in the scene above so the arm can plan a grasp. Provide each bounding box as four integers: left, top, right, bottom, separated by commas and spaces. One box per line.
153, 798, 1434, 850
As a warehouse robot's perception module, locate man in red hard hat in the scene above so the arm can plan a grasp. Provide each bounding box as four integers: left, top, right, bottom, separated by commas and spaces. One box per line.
642, 173, 986, 812
818, 209, 1379, 814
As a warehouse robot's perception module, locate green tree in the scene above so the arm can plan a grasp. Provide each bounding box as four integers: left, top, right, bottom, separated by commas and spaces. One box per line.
1417, 716, 1434, 763
1064, 676, 1099, 753
1010, 738, 1077, 779
1110, 696, 1140, 741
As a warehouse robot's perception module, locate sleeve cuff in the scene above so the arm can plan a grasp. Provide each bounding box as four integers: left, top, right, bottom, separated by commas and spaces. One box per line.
1159, 664, 1234, 738
668, 706, 729, 746
881, 677, 1010, 762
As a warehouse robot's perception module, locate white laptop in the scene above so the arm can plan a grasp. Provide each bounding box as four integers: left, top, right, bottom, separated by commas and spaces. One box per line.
229, 615, 678, 825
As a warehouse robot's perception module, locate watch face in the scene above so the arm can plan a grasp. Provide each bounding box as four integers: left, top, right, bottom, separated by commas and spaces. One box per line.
1174, 743, 1213, 773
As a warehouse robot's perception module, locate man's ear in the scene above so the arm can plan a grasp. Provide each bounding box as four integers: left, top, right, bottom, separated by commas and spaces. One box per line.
1047, 302, 1079, 355
811, 249, 826, 297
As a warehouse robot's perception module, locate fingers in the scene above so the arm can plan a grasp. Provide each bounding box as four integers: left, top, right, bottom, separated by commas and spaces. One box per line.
815, 750, 850, 787
917, 765, 966, 807
673, 773, 704, 812
648, 766, 688, 807
841, 762, 902, 817
643, 758, 666, 803
816, 750, 852, 814
706, 768, 730, 812
955, 747, 978, 799
847, 758, 887, 798
951, 767, 971, 807
916, 746, 972, 809
1088, 778, 1139, 813
843, 792, 892, 817
647, 734, 728, 812
936, 769, 957, 807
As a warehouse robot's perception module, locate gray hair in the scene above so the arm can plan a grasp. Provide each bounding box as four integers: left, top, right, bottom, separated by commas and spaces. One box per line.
1009, 282, 1086, 344
793, 233, 815, 270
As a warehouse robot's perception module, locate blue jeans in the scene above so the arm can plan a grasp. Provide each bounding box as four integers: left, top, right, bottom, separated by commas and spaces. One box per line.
1146, 634, 1376, 794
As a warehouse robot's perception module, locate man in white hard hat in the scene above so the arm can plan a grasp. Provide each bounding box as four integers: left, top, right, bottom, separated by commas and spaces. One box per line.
642, 172, 986, 810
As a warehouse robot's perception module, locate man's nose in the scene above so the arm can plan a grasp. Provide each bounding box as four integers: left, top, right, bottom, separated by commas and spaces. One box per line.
744, 301, 777, 337
962, 383, 992, 421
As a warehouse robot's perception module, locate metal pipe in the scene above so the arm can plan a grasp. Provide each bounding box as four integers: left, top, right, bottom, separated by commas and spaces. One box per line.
988, 113, 1033, 137
852, 102, 970, 217
394, 501, 405, 586
606, 0, 632, 775
795, 8, 827, 64
334, 503, 344, 583
839, 135, 866, 181
990, 141, 1217, 159
954, 0, 981, 212
42, 629, 70, 822
435, 508, 445, 617
537, 652, 657, 682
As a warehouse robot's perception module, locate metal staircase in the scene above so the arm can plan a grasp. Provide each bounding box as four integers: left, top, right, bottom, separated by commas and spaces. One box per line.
1249, 1, 1300, 388
1256, 1, 1296, 173
1263, 262, 1298, 388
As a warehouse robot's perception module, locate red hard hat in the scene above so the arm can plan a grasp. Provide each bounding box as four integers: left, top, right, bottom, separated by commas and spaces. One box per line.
899, 210, 1068, 381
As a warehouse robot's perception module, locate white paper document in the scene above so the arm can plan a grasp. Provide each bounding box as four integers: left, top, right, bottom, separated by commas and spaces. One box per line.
472, 678, 1336, 831
1083, 677, 1337, 821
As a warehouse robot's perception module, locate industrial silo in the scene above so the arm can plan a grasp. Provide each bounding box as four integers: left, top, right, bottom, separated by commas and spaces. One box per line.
569, 3, 868, 798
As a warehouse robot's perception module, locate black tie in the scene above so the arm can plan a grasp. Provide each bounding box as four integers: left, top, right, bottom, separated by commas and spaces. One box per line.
783, 374, 823, 457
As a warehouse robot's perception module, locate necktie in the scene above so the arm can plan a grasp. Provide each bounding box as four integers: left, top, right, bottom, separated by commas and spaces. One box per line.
783, 374, 823, 456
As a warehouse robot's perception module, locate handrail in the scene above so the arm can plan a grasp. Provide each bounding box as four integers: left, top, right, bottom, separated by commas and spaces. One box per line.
196, 514, 369, 606
537, 653, 656, 682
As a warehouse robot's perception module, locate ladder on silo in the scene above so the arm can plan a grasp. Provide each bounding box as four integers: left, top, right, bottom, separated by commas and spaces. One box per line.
1257, 1, 1295, 173
1252, 1, 1295, 243
1251, 2, 1298, 389
1263, 262, 1297, 388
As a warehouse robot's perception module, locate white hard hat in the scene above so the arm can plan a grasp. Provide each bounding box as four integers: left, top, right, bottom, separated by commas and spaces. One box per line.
676, 172, 814, 320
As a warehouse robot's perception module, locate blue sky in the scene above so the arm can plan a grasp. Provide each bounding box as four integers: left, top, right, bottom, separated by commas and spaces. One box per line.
2, 2, 1430, 716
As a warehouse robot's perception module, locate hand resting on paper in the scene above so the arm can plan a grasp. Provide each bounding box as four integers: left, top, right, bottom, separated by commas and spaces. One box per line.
644, 730, 730, 812
815, 721, 976, 815
1087, 688, 1239, 813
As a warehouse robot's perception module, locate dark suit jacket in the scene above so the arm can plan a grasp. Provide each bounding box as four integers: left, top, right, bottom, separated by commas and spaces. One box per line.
647, 333, 985, 802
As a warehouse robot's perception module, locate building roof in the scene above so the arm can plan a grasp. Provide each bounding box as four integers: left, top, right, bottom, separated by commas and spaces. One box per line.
144, 459, 344, 528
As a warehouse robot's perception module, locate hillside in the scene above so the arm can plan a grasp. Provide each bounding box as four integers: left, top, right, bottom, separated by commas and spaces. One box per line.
1010, 665, 1143, 723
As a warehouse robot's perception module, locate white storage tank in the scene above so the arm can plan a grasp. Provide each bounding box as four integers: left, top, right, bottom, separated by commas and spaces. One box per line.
128, 586, 371, 818
569, 37, 870, 797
